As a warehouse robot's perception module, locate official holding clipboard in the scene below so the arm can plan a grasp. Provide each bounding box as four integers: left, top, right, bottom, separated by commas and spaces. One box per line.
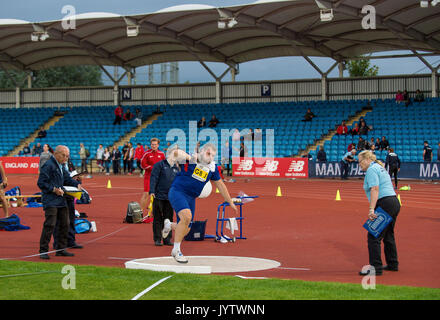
358, 150, 401, 276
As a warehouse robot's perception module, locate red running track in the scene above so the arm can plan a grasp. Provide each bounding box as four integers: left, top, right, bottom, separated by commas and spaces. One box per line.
1, 174, 439, 289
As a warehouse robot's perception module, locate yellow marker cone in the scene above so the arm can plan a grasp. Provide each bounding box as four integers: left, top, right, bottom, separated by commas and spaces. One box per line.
276, 186, 282, 197
216, 187, 220, 193
107, 179, 112, 189
397, 194, 402, 206
335, 190, 341, 201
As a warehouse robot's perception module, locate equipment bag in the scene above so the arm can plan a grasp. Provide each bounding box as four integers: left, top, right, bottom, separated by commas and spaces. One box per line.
74, 218, 92, 234
76, 188, 92, 204
0, 214, 30, 231
124, 201, 143, 223
184, 220, 207, 241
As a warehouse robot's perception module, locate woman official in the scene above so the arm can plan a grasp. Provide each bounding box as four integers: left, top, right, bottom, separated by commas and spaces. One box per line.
358, 150, 401, 276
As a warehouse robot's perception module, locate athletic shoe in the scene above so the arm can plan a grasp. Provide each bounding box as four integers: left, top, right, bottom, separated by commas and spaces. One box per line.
162, 219, 172, 239
172, 249, 188, 264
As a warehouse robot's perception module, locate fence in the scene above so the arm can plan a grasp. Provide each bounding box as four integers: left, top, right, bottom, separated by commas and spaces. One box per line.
0, 73, 438, 109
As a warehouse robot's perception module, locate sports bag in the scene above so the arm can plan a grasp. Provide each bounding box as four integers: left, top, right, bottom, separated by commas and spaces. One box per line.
124, 201, 143, 223
0, 214, 30, 231
74, 218, 92, 234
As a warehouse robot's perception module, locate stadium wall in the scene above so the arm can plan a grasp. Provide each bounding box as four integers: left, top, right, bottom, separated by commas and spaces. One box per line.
0, 74, 437, 108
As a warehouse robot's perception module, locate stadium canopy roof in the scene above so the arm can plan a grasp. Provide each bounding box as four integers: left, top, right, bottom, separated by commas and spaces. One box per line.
0, 0, 440, 74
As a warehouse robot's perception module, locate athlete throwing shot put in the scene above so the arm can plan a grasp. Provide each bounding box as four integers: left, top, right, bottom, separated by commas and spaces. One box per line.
162, 143, 237, 263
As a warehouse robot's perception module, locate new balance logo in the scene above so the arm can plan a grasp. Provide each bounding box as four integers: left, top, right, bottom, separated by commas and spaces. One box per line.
262, 160, 279, 172
288, 160, 305, 172
237, 159, 254, 171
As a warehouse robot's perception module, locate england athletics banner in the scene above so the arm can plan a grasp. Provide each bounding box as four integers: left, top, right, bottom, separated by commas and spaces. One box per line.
232, 157, 308, 178
0, 157, 39, 174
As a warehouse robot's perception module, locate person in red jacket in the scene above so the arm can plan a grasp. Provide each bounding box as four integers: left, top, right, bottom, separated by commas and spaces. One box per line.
336, 121, 348, 135
113, 105, 123, 125
140, 138, 165, 217
134, 143, 145, 176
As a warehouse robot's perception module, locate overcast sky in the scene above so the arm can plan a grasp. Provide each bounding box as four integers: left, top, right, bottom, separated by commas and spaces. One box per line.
1, 0, 439, 85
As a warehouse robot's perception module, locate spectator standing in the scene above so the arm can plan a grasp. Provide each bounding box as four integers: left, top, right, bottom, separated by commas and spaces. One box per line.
79, 143, 88, 173
423, 141, 433, 162
111, 145, 122, 174
113, 105, 123, 125
122, 142, 129, 174
134, 143, 145, 176
96, 144, 105, 172
103, 147, 111, 175
317, 146, 327, 162
127, 142, 135, 175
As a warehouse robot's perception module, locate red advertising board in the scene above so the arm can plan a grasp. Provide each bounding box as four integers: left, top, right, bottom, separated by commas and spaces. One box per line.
232, 157, 308, 178
0, 157, 39, 174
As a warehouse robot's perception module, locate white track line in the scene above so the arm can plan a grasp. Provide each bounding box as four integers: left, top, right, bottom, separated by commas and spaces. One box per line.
131, 275, 173, 301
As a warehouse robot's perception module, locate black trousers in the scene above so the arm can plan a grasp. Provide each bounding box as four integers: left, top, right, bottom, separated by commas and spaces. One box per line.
389, 166, 398, 188
152, 199, 174, 243
53, 198, 76, 249
367, 196, 401, 271
340, 161, 349, 179
39, 206, 69, 253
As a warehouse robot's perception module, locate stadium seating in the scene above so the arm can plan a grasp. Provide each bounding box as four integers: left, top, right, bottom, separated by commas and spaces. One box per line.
323, 97, 440, 162
130, 100, 363, 160
2, 98, 439, 164
0, 107, 54, 156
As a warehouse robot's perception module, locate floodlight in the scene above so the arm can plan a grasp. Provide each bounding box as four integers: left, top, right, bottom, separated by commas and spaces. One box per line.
320, 8, 334, 22
420, 0, 429, 7
126, 25, 139, 37
432, 0, 439, 6
227, 18, 238, 28
217, 20, 226, 29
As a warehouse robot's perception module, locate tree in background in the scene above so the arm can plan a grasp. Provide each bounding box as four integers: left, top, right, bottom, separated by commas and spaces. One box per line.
346, 56, 379, 77
0, 65, 103, 88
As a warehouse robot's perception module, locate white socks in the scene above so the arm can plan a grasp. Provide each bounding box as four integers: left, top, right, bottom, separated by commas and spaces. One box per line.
173, 242, 181, 252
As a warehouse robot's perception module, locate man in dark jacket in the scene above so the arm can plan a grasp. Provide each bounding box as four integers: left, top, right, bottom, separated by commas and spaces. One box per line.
37, 145, 81, 259
385, 148, 401, 189
149, 151, 179, 246
316, 146, 327, 162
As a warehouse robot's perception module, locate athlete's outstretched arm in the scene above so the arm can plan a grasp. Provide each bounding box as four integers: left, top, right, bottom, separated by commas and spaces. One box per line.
214, 179, 237, 214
